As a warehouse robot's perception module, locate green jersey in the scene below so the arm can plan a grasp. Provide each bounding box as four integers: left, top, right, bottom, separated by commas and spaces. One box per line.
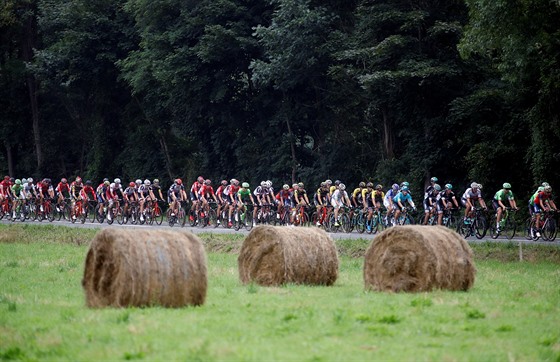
494, 189, 514, 202
11, 184, 23, 197
238, 188, 251, 201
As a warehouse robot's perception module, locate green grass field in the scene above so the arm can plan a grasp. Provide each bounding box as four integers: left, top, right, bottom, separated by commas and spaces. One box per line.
0, 224, 559, 361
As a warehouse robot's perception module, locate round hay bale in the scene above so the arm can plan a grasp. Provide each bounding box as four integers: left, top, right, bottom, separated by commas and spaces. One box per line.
238, 225, 339, 286
82, 228, 207, 308
363, 225, 476, 293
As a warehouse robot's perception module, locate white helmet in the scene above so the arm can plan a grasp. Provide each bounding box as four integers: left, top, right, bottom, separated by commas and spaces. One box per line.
470, 182, 478, 189
339, 183, 346, 190
114, 178, 121, 184
144, 179, 151, 186
135, 179, 142, 185
260, 181, 267, 187
266, 180, 272, 187
28, 177, 33, 183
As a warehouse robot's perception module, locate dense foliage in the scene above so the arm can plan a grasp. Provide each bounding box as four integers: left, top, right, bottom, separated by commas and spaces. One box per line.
1, 0, 559, 200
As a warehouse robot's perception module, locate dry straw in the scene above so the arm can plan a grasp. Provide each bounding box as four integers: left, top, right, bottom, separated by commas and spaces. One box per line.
238, 225, 339, 286
363, 225, 476, 292
83, 228, 207, 308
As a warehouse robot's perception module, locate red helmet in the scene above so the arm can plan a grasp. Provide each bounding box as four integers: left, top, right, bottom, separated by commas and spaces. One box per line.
76, 176, 82, 183
61, 178, 67, 183
197, 176, 204, 183
129, 182, 135, 187
204, 179, 211, 185
221, 180, 228, 186
4, 176, 9, 181
176, 179, 183, 185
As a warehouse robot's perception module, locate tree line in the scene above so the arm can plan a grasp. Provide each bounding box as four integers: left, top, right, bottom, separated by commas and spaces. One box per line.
1, 0, 559, 202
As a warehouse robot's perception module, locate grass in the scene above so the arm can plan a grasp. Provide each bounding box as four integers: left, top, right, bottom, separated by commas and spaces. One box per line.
0, 224, 559, 360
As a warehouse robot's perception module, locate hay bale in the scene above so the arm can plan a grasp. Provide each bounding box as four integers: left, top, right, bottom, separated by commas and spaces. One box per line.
238, 225, 339, 286
82, 228, 207, 308
363, 225, 476, 292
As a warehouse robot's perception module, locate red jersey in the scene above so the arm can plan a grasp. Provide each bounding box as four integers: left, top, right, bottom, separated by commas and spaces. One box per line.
0, 180, 11, 196
71, 181, 84, 196
36, 181, 51, 194
80, 186, 96, 200
190, 181, 203, 194
534, 191, 551, 205
56, 182, 70, 193
276, 190, 292, 201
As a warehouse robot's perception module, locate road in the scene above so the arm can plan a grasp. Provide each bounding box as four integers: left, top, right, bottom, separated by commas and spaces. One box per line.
1, 218, 558, 245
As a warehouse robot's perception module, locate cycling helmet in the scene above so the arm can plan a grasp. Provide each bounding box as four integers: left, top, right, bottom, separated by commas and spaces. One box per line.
335, 180, 341, 186
176, 179, 183, 185
401, 186, 409, 192
22, 178, 27, 184
197, 176, 204, 183
544, 185, 552, 193
3, 176, 9, 181
392, 183, 399, 191
28, 177, 33, 183
470, 182, 478, 189
266, 180, 272, 187
153, 179, 160, 184
430, 177, 438, 182
298, 182, 304, 188
320, 182, 326, 187
503, 183, 512, 190
542, 182, 550, 187
233, 179, 240, 186
144, 179, 151, 186
375, 184, 383, 190
103, 178, 109, 182
135, 179, 142, 185
86, 180, 92, 186
204, 179, 211, 185
242, 182, 250, 188
445, 183, 453, 190
46, 178, 52, 184
292, 183, 298, 188
477, 183, 483, 190
15, 179, 21, 185
221, 180, 228, 186
401, 181, 409, 187
104, 180, 110, 186
61, 178, 67, 183
366, 182, 373, 188
260, 181, 267, 187
434, 184, 441, 191
283, 184, 289, 190
114, 178, 121, 184
339, 183, 346, 190
538, 186, 544, 192
129, 182, 135, 187
325, 179, 332, 185
359, 182, 366, 188
10, 177, 14, 183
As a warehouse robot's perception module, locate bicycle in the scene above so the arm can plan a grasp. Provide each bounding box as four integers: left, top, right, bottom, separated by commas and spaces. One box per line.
457, 207, 487, 239
366, 208, 386, 234
441, 207, 458, 230
72, 198, 89, 224
311, 205, 330, 229
233, 203, 253, 231
56, 198, 72, 221
293, 204, 310, 227
0, 197, 13, 220
167, 200, 187, 227
256, 203, 272, 225
525, 210, 557, 241
351, 207, 367, 234
37, 197, 56, 222
489, 207, 517, 240
327, 206, 351, 233
394, 207, 415, 226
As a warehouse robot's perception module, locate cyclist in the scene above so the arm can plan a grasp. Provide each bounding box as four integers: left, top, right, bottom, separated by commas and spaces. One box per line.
351, 182, 366, 208
422, 183, 441, 225
436, 183, 459, 225
55, 178, 71, 207
22, 177, 37, 203
237, 182, 257, 226
137, 179, 151, 222
96, 179, 110, 218
70, 176, 84, 203
294, 182, 310, 206
313, 182, 330, 226
215, 180, 229, 225
37, 178, 55, 203
365, 183, 384, 231
225, 179, 240, 227
383, 184, 400, 224
0, 175, 13, 204
189, 176, 205, 220
492, 182, 519, 233
151, 179, 165, 202
105, 179, 123, 222
80, 180, 96, 206
393, 186, 416, 224
11, 179, 24, 219
199, 179, 219, 222
276, 184, 293, 223
330, 180, 341, 196
530, 185, 557, 238
461, 182, 487, 223
167, 179, 186, 217
331, 183, 351, 227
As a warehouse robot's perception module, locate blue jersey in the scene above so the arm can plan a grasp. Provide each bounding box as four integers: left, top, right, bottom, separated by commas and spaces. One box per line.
393, 191, 412, 204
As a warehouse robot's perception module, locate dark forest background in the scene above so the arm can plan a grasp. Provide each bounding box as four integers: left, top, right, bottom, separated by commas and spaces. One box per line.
1, 0, 559, 200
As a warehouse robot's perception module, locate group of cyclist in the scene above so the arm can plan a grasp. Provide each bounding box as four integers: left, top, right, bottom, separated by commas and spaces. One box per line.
0, 174, 556, 236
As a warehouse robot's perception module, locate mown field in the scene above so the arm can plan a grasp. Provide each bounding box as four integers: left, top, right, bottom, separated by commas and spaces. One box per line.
0, 224, 559, 361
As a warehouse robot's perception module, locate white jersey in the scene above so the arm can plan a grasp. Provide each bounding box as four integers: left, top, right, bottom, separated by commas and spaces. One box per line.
462, 188, 482, 200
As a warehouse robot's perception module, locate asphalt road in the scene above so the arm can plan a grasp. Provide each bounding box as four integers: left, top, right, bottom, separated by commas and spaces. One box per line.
2, 218, 558, 245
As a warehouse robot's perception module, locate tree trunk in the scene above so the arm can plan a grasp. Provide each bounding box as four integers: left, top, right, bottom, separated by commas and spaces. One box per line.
382, 107, 395, 160
22, 3, 42, 169
5, 142, 14, 176
285, 117, 297, 184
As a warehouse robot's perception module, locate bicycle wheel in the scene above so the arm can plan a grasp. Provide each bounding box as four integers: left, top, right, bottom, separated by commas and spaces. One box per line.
116, 206, 125, 225
340, 214, 351, 233
46, 204, 56, 222
474, 215, 487, 239
95, 204, 105, 223
80, 204, 88, 224
489, 215, 499, 239
356, 213, 366, 234
542, 218, 557, 241
87, 203, 96, 223
504, 217, 516, 240
153, 204, 164, 225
